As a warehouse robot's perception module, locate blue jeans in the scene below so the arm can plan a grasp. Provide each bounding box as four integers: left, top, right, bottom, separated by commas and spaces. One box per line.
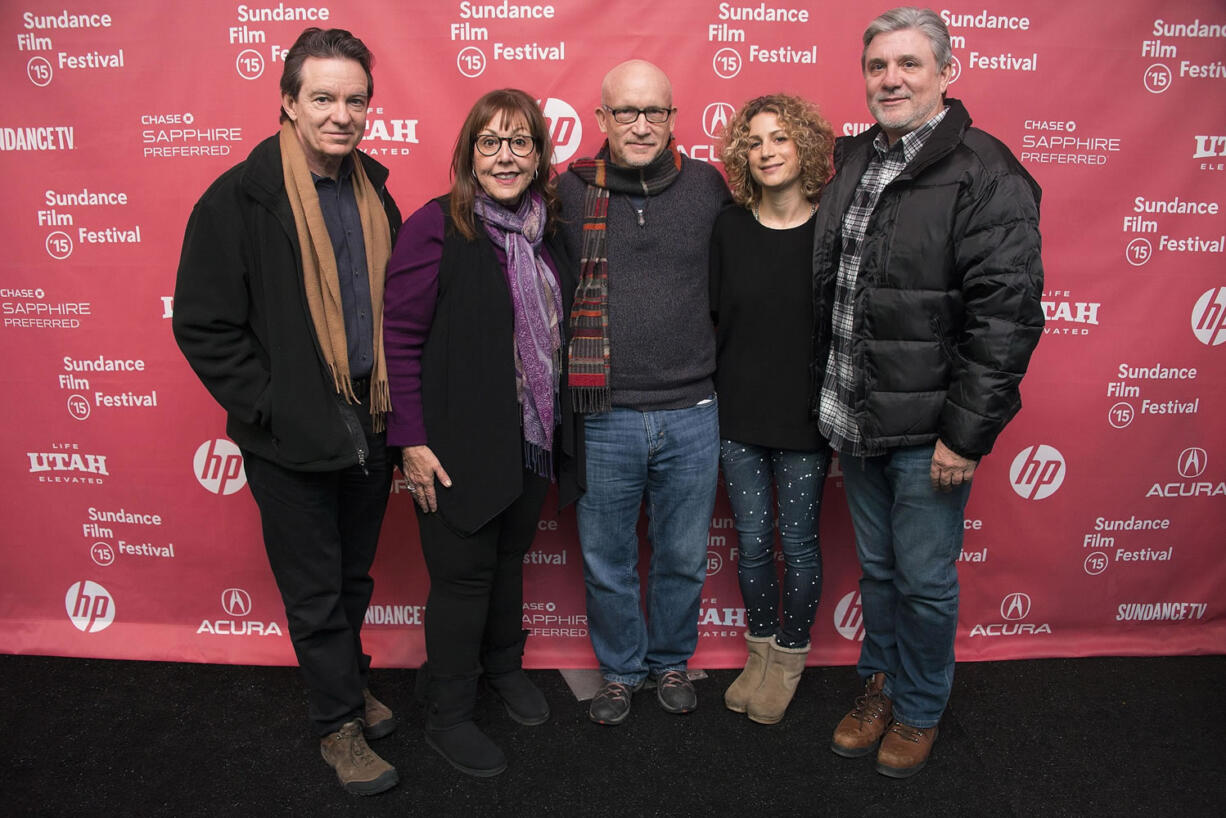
577, 400, 720, 685
840, 444, 971, 729
720, 441, 830, 648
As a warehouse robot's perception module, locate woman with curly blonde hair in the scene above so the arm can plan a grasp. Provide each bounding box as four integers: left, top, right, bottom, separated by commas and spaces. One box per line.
710, 94, 834, 724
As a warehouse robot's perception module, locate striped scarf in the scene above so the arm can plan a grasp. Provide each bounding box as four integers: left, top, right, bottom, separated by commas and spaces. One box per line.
566, 141, 682, 412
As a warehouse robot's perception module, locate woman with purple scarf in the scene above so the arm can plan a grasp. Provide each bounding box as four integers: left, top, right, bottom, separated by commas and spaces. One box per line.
383, 88, 580, 779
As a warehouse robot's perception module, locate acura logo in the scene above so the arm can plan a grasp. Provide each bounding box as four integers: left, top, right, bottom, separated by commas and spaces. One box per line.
1178, 447, 1207, 479
221, 588, 252, 617
1000, 592, 1031, 621
702, 102, 735, 139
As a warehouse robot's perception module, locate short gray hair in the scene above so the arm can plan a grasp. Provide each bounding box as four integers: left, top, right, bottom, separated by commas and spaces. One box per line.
861, 7, 952, 71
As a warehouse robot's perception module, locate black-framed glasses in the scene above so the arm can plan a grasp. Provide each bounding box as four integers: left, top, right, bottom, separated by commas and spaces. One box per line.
474, 134, 538, 157
603, 105, 675, 124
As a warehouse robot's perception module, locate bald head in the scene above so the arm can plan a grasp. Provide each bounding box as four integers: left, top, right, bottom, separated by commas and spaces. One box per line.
601, 59, 673, 108
596, 59, 676, 167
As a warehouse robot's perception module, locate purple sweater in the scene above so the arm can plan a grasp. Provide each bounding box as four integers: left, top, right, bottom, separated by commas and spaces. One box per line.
383, 198, 560, 447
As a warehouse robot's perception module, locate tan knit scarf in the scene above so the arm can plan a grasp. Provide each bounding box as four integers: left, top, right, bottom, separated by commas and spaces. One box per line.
279, 121, 391, 430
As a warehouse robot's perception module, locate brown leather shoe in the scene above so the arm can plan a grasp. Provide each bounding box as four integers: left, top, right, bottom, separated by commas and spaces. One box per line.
320, 719, 398, 795
362, 688, 398, 740
876, 721, 938, 778
830, 672, 892, 757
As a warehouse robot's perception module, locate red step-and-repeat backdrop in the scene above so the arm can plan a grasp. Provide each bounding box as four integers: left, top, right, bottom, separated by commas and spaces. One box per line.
2, 1, 1224, 669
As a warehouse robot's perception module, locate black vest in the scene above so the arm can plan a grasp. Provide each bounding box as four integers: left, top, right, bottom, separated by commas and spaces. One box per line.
423, 198, 579, 534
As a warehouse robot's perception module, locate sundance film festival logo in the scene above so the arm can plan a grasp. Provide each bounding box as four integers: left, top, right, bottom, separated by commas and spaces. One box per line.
193, 439, 246, 495
706, 549, 724, 576
834, 591, 865, 642
65, 580, 115, 633
1009, 444, 1066, 500
1084, 551, 1109, 576
1191, 286, 1226, 346
540, 97, 581, 164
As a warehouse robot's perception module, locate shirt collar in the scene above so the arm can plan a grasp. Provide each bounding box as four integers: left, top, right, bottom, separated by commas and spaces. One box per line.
872, 105, 949, 163
311, 153, 355, 186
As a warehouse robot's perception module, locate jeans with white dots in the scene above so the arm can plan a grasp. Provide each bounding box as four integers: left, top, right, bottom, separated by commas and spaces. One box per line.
719, 441, 830, 648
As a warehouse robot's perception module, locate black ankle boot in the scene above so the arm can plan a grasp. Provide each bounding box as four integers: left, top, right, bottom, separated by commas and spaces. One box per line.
483, 630, 549, 726
423, 671, 507, 778
485, 669, 549, 725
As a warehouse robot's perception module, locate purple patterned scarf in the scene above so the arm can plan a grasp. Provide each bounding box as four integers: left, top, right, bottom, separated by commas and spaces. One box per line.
473, 190, 562, 476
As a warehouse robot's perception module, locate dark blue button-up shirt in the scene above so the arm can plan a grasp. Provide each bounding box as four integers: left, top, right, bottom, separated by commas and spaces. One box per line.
313, 155, 374, 378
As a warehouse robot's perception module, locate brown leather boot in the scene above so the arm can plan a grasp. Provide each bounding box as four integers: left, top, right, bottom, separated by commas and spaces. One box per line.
320, 719, 398, 796
830, 672, 892, 757
747, 640, 809, 725
724, 634, 773, 713
362, 688, 398, 740
876, 721, 938, 778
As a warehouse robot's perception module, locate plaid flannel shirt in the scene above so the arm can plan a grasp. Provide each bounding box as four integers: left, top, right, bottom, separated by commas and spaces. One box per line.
817, 108, 948, 456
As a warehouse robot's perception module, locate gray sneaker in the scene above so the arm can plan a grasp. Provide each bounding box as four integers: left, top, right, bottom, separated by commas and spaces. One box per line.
654, 670, 697, 714
588, 679, 644, 725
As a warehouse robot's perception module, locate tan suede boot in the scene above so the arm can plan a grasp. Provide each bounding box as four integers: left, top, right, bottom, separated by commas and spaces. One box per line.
747, 640, 809, 724
724, 634, 773, 713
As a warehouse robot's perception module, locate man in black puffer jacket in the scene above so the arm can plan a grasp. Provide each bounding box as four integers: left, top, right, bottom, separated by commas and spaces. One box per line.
816, 7, 1043, 779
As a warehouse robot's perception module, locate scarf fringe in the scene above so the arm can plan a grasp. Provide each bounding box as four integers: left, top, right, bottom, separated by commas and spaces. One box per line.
523, 439, 554, 479
570, 386, 611, 414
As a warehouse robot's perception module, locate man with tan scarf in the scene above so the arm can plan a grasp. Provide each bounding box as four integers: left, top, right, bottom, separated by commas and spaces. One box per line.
173, 28, 401, 796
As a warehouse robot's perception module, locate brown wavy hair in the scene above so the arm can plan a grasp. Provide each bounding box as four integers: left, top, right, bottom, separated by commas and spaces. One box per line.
449, 88, 559, 240
720, 94, 834, 207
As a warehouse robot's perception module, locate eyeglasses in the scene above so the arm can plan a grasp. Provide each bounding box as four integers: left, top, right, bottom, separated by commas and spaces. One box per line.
603, 105, 675, 125
474, 134, 538, 157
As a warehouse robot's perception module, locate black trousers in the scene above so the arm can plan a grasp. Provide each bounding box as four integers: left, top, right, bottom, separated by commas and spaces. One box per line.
242, 426, 392, 736
417, 469, 550, 677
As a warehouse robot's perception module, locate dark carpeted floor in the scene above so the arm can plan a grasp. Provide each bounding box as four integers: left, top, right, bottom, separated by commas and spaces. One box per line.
4, 653, 1222, 816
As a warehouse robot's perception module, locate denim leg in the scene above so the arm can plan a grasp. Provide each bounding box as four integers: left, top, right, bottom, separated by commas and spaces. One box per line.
577, 408, 651, 685
642, 399, 720, 674
720, 440, 779, 639
841, 444, 970, 728
773, 448, 829, 648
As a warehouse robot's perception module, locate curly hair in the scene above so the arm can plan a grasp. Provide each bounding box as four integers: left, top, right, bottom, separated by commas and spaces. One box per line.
720, 94, 834, 208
